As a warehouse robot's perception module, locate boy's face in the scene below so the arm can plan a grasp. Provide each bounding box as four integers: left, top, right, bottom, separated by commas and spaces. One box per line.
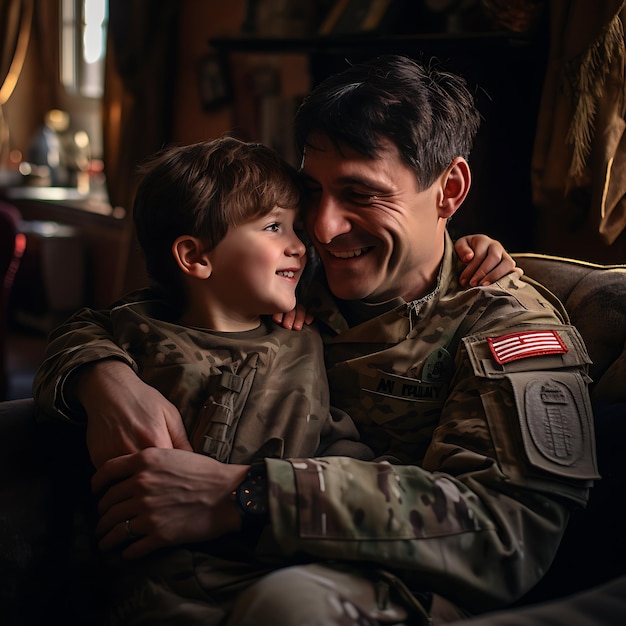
206, 206, 306, 318
300, 133, 448, 304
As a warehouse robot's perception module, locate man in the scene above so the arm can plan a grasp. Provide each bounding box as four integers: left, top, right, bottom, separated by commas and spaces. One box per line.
33, 55, 598, 625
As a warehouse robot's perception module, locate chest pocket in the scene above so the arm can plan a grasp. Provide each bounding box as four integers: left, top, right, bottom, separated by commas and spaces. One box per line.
328, 362, 448, 452
190, 353, 258, 462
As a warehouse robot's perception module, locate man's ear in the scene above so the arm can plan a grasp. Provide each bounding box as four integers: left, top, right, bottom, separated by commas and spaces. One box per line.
437, 157, 471, 219
172, 235, 212, 279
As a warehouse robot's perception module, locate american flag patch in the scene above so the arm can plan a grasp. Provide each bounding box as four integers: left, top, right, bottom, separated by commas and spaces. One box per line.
488, 330, 568, 364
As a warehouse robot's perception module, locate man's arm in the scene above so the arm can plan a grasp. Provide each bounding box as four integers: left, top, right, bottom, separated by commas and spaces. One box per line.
261, 294, 597, 612
76, 360, 192, 468
32, 300, 191, 468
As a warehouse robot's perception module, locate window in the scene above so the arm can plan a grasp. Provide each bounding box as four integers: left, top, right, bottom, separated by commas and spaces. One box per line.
57, 0, 107, 160
60, 0, 107, 98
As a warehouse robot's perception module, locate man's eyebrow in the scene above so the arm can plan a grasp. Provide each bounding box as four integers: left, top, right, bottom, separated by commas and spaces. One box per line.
335, 175, 385, 189
299, 172, 387, 190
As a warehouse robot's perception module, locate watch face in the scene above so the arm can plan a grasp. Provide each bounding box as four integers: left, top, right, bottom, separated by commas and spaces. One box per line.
237, 471, 269, 517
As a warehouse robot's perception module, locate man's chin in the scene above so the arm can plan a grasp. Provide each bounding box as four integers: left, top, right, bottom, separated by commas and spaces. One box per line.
327, 279, 373, 302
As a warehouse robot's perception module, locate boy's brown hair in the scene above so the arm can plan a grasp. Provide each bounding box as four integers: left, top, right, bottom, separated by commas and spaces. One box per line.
132, 136, 301, 298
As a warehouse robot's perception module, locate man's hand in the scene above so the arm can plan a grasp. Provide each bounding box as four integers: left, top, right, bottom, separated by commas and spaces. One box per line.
272, 303, 314, 330
455, 234, 522, 287
92, 448, 249, 559
74, 360, 192, 469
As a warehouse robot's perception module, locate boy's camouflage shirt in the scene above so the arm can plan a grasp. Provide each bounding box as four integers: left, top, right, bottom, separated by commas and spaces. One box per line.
33, 301, 372, 463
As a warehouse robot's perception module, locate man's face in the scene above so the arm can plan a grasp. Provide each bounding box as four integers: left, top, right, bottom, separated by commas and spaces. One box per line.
300, 133, 448, 303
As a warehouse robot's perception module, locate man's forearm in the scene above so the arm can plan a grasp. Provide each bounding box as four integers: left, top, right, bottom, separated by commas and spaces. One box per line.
264, 456, 569, 612
73, 358, 139, 411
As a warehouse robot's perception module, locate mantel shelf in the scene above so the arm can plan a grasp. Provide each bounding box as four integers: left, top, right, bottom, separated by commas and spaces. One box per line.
209, 31, 538, 55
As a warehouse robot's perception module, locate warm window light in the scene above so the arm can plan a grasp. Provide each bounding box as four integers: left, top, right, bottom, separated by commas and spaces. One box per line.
61, 0, 107, 98
83, 0, 106, 65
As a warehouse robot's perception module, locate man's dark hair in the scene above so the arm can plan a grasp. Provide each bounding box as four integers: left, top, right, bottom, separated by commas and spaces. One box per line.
294, 54, 481, 189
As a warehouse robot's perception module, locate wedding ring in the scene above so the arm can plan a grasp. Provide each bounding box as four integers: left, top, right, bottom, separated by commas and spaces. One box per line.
125, 518, 136, 539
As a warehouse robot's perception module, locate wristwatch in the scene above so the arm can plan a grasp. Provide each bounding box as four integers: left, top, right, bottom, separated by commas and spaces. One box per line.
233, 462, 270, 536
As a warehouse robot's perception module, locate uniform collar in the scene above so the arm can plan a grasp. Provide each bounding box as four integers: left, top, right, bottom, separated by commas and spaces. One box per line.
307, 231, 459, 336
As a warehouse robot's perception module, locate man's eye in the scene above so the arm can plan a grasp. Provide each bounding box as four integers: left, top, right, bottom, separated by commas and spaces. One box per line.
351, 191, 378, 203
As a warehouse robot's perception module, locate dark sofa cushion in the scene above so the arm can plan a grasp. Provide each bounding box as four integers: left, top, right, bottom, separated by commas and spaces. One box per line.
0, 399, 99, 625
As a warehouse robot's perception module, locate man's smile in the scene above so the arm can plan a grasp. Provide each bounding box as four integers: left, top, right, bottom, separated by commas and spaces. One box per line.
327, 246, 372, 259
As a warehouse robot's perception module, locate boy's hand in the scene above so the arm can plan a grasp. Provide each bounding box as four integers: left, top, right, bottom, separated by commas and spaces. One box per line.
455, 234, 522, 287
272, 304, 314, 330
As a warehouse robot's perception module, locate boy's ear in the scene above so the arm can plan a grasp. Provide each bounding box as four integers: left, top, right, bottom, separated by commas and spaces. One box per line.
172, 235, 212, 279
437, 157, 471, 219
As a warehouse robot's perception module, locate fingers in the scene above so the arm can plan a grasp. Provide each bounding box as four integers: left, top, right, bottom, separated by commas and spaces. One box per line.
272, 311, 287, 326
475, 252, 520, 286
96, 502, 136, 550
91, 451, 137, 495
167, 414, 193, 452
91, 452, 160, 557
272, 305, 314, 331
96, 512, 164, 560
459, 242, 518, 287
453, 235, 475, 264
280, 308, 298, 330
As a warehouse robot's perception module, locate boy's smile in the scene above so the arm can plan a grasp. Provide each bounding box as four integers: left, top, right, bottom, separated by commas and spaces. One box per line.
201, 206, 306, 330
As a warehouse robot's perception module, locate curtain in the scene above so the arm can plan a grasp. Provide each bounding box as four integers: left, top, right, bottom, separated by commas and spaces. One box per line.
532, 0, 626, 245
102, 0, 180, 292
0, 0, 33, 164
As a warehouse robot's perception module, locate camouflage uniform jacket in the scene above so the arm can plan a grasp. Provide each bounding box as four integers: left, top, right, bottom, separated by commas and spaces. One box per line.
33, 295, 372, 463
33, 235, 599, 615
264, 233, 599, 613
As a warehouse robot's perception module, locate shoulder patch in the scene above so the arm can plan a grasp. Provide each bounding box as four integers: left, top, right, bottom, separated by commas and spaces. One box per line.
488, 330, 567, 364
525, 378, 583, 466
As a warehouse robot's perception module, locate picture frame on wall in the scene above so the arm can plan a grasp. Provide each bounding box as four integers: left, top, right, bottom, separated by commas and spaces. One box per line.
197, 53, 231, 110
319, 0, 395, 35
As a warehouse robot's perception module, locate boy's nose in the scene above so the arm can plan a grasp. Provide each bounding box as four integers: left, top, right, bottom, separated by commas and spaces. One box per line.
287, 233, 306, 257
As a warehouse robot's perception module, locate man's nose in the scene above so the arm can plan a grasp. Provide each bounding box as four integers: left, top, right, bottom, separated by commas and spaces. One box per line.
311, 194, 350, 244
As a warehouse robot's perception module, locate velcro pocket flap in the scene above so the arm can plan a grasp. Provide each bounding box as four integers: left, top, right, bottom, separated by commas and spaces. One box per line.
463, 324, 592, 379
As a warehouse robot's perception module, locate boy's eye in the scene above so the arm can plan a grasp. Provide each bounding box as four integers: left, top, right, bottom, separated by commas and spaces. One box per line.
264, 222, 280, 232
